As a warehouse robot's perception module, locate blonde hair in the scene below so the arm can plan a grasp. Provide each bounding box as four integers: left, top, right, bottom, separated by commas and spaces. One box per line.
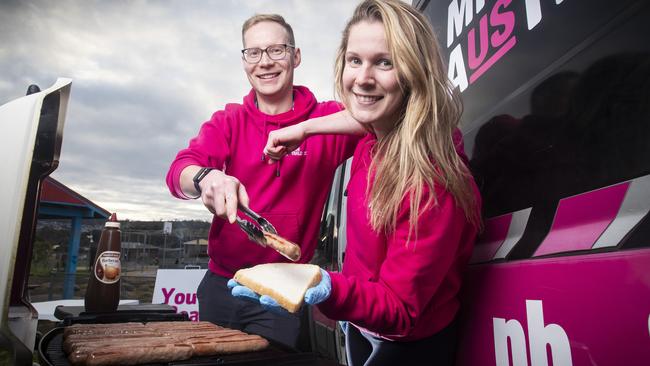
242, 14, 295, 47
335, 0, 481, 239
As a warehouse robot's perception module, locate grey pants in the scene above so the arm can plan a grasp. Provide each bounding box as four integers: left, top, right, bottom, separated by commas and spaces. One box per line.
196, 270, 310, 351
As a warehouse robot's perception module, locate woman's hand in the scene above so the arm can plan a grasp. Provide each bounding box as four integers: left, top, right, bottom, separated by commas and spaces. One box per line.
227, 269, 331, 314
263, 123, 307, 163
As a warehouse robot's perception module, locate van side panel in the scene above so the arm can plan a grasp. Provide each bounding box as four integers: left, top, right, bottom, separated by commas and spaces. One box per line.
456, 249, 650, 366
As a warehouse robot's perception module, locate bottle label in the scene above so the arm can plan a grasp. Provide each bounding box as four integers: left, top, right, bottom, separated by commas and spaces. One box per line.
94, 251, 121, 284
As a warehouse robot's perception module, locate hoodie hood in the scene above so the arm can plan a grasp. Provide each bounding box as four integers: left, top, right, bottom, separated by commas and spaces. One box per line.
241, 85, 317, 127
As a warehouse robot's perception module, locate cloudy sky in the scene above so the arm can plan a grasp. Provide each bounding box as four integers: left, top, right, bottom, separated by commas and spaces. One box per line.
0, 0, 362, 221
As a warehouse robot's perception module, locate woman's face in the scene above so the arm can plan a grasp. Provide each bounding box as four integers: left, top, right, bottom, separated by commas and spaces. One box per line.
342, 21, 404, 138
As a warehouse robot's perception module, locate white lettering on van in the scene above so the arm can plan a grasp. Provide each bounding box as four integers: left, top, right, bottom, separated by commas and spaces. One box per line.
493, 300, 573, 366
524, 0, 566, 30
448, 44, 469, 91
447, 0, 487, 47
493, 317, 528, 366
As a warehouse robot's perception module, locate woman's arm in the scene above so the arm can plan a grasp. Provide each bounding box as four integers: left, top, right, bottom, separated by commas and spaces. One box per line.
318, 187, 474, 337
264, 110, 366, 162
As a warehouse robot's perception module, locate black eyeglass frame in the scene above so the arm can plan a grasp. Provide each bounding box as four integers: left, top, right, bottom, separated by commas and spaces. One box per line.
241, 44, 295, 64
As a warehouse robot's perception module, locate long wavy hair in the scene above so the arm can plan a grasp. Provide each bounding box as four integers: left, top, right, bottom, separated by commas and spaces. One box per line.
335, 0, 481, 239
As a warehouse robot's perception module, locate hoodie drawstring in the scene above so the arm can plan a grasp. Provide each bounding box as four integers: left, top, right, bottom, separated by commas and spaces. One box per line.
275, 121, 281, 177
261, 120, 267, 162
262, 119, 281, 177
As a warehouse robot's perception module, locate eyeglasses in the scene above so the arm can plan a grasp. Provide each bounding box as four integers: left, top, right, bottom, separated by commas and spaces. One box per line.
241, 44, 294, 64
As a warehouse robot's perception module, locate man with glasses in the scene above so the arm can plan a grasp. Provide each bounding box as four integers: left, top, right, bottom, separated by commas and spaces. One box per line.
166, 14, 359, 349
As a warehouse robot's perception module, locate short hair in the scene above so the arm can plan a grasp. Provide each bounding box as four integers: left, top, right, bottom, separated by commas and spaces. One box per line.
241, 14, 295, 47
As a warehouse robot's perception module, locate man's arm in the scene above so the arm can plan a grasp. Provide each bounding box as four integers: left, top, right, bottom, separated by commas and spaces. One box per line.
264, 110, 366, 161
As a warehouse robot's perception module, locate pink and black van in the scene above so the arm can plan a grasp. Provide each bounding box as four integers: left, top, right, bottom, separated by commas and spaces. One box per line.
310, 1, 650, 365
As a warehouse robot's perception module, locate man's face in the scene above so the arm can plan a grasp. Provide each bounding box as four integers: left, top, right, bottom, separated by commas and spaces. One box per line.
242, 21, 301, 100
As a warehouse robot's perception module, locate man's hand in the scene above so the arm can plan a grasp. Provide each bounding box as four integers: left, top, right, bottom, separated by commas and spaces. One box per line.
198, 170, 249, 223
263, 123, 307, 163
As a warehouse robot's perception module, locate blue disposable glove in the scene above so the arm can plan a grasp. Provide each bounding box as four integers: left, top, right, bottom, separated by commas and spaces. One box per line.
227, 268, 332, 312
304, 269, 331, 305
227, 278, 260, 301
227, 278, 289, 315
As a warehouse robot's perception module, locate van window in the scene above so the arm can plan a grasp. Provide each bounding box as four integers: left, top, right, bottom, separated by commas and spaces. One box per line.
423, 0, 649, 215
421, 0, 650, 254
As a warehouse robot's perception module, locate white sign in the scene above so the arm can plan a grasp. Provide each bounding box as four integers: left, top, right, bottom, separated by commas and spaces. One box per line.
163, 222, 173, 235
152, 269, 206, 321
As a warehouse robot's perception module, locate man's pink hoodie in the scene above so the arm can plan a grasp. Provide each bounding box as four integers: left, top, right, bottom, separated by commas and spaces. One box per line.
167, 86, 358, 277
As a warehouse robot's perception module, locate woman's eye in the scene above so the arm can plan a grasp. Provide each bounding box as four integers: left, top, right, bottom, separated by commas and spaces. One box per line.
347, 57, 361, 66
378, 59, 393, 68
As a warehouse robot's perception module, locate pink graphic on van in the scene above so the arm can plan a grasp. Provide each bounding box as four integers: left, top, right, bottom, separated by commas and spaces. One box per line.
469, 36, 517, 84
534, 182, 630, 256
447, 0, 518, 90
466, 0, 518, 84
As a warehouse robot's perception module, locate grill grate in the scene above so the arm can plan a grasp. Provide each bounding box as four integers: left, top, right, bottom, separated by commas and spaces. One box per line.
43, 332, 69, 366
39, 327, 331, 366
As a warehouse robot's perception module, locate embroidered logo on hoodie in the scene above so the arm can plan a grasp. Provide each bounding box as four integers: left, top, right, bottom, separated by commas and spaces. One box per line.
289, 147, 308, 156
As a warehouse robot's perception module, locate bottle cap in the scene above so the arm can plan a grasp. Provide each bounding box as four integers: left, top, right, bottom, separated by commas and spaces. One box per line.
105, 213, 120, 228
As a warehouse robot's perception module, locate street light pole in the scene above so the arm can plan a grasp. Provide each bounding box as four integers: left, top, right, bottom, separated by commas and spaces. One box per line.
162, 222, 172, 269
162, 234, 167, 268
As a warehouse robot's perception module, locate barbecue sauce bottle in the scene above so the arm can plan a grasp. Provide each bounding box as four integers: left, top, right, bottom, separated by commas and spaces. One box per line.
84, 213, 121, 312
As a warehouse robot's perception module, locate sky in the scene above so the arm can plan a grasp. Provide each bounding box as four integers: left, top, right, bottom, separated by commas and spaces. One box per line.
0, 0, 363, 221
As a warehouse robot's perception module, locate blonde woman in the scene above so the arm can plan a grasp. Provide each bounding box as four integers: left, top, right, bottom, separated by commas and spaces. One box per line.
233, 0, 481, 364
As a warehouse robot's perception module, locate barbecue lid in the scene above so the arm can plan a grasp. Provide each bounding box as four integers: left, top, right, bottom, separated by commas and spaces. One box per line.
0, 78, 72, 365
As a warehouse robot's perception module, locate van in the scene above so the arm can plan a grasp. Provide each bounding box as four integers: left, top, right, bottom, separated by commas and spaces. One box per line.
309, 0, 650, 365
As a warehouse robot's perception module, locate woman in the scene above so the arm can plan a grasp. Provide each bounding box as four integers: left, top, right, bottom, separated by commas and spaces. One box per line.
236, 1, 481, 364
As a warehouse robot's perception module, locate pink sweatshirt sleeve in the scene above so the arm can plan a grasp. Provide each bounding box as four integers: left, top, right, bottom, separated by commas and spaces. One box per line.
166, 111, 231, 199
319, 186, 470, 337
314, 101, 362, 165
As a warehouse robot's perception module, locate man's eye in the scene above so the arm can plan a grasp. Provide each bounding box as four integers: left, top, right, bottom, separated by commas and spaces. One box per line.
269, 46, 284, 55
248, 49, 261, 57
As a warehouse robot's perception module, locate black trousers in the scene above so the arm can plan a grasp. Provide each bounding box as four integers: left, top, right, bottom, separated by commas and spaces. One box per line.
345, 320, 458, 366
196, 270, 310, 350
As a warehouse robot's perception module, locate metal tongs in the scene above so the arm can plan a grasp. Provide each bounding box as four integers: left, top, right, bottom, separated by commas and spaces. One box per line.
235, 204, 277, 247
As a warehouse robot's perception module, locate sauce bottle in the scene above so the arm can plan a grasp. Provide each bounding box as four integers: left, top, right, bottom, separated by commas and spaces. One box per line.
84, 213, 121, 312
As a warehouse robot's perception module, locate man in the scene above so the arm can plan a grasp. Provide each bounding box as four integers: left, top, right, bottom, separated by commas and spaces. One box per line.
166, 14, 358, 349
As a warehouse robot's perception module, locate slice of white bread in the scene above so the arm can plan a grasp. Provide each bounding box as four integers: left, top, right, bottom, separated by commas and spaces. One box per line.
233, 263, 321, 313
